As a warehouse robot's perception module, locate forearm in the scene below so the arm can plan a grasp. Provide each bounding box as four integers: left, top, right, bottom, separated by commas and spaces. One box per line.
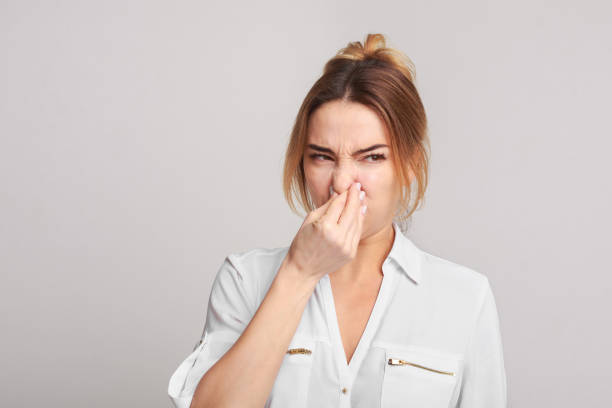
190, 258, 318, 408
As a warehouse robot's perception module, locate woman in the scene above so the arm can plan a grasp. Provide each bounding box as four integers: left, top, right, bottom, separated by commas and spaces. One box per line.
168, 33, 507, 408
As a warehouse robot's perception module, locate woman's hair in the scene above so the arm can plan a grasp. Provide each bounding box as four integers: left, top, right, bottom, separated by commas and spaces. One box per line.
282, 33, 430, 233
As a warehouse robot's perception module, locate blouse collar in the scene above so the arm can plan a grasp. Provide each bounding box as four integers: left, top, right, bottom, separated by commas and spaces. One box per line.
386, 221, 422, 285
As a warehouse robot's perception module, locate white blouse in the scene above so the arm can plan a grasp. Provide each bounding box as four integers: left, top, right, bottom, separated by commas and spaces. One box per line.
168, 221, 507, 407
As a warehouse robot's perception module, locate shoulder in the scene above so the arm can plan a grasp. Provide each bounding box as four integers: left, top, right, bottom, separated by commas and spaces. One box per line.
413, 247, 501, 344
218, 245, 290, 295
209, 245, 290, 313
225, 245, 290, 279
417, 247, 492, 308
421, 249, 489, 287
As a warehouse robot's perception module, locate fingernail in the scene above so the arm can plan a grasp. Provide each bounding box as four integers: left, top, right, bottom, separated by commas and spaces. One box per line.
359, 191, 365, 201
355, 182, 361, 190
361, 205, 367, 214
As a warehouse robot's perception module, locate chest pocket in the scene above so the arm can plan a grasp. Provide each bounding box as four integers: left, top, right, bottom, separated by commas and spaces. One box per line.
381, 345, 462, 408
265, 337, 316, 408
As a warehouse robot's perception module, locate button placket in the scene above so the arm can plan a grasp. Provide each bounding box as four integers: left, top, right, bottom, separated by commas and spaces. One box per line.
323, 259, 399, 408
339, 364, 351, 398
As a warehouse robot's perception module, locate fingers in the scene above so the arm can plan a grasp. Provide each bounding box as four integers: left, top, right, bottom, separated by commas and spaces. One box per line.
349, 194, 365, 250
308, 182, 365, 263
308, 189, 339, 222
346, 182, 365, 247
338, 182, 363, 228
310, 182, 365, 241
321, 185, 352, 225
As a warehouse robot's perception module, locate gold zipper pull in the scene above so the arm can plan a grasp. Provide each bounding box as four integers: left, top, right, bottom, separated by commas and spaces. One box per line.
387, 358, 455, 376
388, 358, 405, 366
287, 347, 312, 355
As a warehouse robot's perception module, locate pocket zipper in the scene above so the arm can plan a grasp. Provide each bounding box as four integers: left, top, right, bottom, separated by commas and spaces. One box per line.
388, 358, 455, 376
287, 348, 312, 355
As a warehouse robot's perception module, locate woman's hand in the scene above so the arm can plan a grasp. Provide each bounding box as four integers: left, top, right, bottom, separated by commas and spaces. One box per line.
188, 186, 367, 408
284, 181, 367, 282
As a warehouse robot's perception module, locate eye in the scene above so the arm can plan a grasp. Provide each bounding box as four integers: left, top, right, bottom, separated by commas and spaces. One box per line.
308, 153, 386, 162
365, 153, 386, 162
309, 154, 332, 161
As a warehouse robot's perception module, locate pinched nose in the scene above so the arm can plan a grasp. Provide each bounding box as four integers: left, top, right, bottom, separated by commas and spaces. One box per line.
329, 183, 364, 199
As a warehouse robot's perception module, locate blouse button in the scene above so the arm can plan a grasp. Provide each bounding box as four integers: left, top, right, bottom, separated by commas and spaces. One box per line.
341, 387, 348, 394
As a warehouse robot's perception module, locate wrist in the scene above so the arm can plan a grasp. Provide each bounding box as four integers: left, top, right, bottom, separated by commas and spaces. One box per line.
275, 257, 319, 293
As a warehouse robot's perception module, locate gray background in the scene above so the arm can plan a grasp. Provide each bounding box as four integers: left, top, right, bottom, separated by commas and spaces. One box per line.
1, 1, 610, 407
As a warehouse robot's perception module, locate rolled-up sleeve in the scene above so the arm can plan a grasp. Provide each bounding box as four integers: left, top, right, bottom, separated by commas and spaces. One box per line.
168, 254, 254, 408
457, 278, 508, 407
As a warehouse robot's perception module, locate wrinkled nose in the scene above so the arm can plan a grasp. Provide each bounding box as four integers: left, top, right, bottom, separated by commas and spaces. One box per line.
329, 160, 360, 198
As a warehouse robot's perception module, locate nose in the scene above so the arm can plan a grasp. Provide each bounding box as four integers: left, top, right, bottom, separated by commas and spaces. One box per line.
329, 175, 360, 198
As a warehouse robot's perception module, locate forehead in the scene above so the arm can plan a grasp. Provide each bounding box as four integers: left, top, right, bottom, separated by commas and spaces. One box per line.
307, 100, 390, 147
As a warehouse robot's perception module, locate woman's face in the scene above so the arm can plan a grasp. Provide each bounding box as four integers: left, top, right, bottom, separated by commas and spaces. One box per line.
304, 99, 401, 235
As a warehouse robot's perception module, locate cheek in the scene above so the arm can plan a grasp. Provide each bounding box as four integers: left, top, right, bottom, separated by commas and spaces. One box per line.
358, 168, 396, 197
304, 165, 332, 204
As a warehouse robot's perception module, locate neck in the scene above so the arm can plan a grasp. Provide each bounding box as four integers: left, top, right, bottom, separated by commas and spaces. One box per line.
331, 222, 395, 284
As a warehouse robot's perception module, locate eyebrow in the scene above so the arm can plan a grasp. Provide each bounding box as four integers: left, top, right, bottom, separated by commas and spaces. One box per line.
307, 143, 389, 156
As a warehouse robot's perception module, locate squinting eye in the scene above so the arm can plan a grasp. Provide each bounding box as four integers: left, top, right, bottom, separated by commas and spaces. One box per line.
308, 153, 386, 162
309, 154, 331, 161
365, 153, 386, 162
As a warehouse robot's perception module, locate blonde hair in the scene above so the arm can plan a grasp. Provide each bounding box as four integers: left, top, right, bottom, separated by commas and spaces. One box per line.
281, 33, 430, 233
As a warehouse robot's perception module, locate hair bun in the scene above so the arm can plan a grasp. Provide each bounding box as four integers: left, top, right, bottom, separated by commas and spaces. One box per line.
362, 33, 387, 56
330, 33, 416, 82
